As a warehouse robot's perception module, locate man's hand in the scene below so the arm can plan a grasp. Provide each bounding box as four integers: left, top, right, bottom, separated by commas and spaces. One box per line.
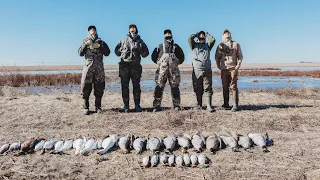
235, 65, 240, 71
92, 43, 100, 49
84, 39, 92, 45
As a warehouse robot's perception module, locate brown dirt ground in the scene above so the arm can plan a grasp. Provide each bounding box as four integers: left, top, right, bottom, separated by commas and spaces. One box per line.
0, 87, 320, 180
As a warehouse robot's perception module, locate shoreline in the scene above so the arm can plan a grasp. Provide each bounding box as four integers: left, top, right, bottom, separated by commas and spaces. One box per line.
1, 62, 320, 71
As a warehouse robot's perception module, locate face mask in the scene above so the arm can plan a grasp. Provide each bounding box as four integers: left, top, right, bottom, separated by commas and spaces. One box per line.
165, 36, 172, 40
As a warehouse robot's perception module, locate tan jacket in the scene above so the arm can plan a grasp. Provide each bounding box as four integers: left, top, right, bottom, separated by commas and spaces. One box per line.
215, 35, 243, 70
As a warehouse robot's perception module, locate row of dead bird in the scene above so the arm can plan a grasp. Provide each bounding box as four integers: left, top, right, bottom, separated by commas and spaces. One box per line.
142, 153, 210, 168
0, 132, 273, 156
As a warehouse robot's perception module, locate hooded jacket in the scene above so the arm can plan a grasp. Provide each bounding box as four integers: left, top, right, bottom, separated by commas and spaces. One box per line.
215, 33, 243, 70
188, 32, 216, 70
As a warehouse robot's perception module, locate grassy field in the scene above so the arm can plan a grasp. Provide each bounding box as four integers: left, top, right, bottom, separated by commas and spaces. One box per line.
0, 70, 319, 87
0, 86, 319, 179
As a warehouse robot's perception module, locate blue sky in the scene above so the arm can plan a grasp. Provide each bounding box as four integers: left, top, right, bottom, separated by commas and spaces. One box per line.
0, 0, 319, 66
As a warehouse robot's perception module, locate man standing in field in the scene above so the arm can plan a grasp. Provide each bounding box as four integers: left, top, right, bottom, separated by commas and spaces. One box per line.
151, 29, 185, 112
188, 31, 216, 112
78, 25, 111, 115
215, 29, 243, 111
115, 24, 149, 113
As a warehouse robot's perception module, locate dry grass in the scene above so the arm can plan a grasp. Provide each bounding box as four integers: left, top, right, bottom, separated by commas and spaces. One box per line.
180, 70, 320, 78
0, 87, 320, 179
0, 73, 116, 87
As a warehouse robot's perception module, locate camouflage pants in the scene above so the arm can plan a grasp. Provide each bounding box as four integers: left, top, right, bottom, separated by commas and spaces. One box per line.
119, 62, 142, 106
192, 69, 213, 96
153, 53, 181, 108
81, 59, 105, 108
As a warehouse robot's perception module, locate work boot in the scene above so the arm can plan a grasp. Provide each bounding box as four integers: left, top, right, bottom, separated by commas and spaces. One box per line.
135, 104, 143, 112
83, 98, 90, 115
231, 90, 239, 112
206, 96, 214, 112
153, 106, 161, 112
174, 106, 181, 111
95, 107, 102, 114
193, 94, 203, 110
83, 108, 90, 115
123, 105, 129, 113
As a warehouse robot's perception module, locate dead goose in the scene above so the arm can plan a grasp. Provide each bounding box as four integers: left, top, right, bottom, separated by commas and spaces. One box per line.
206, 133, 221, 154
98, 135, 118, 155
191, 133, 206, 153
80, 138, 97, 155
168, 154, 175, 167
175, 155, 184, 167
150, 154, 159, 167
238, 134, 253, 152
177, 133, 192, 153
60, 139, 73, 151
160, 154, 169, 166
183, 154, 191, 167
41, 138, 56, 154
146, 136, 162, 154
133, 137, 147, 154
0, 143, 10, 155
96, 139, 103, 149
163, 134, 177, 154
73, 137, 87, 155
19, 139, 37, 154
248, 133, 269, 153
198, 154, 209, 168
219, 135, 239, 152
34, 140, 45, 151
142, 156, 150, 168
8, 141, 21, 152
190, 154, 198, 167
51, 140, 64, 154
118, 135, 133, 154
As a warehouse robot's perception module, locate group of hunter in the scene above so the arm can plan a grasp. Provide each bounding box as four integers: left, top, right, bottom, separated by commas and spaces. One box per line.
78, 24, 243, 115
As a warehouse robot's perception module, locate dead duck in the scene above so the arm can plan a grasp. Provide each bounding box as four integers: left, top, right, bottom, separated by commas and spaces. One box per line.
238, 134, 253, 152
162, 134, 177, 154
41, 138, 55, 154
150, 154, 159, 167
219, 135, 239, 152
34, 140, 45, 151
183, 154, 191, 167
168, 154, 175, 167
133, 137, 147, 154
177, 133, 192, 153
248, 133, 269, 153
142, 156, 150, 168
175, 155, 184, 167
118, 134, 133, 154
191, 132, 206, 153
190, 154, 198, 167
206, 133, 221, 154
146, 136, 162, 154
198, 154, 210, 168
160, 154, 169, 166
8, 141, 21, 152
0, 143, 10, 155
